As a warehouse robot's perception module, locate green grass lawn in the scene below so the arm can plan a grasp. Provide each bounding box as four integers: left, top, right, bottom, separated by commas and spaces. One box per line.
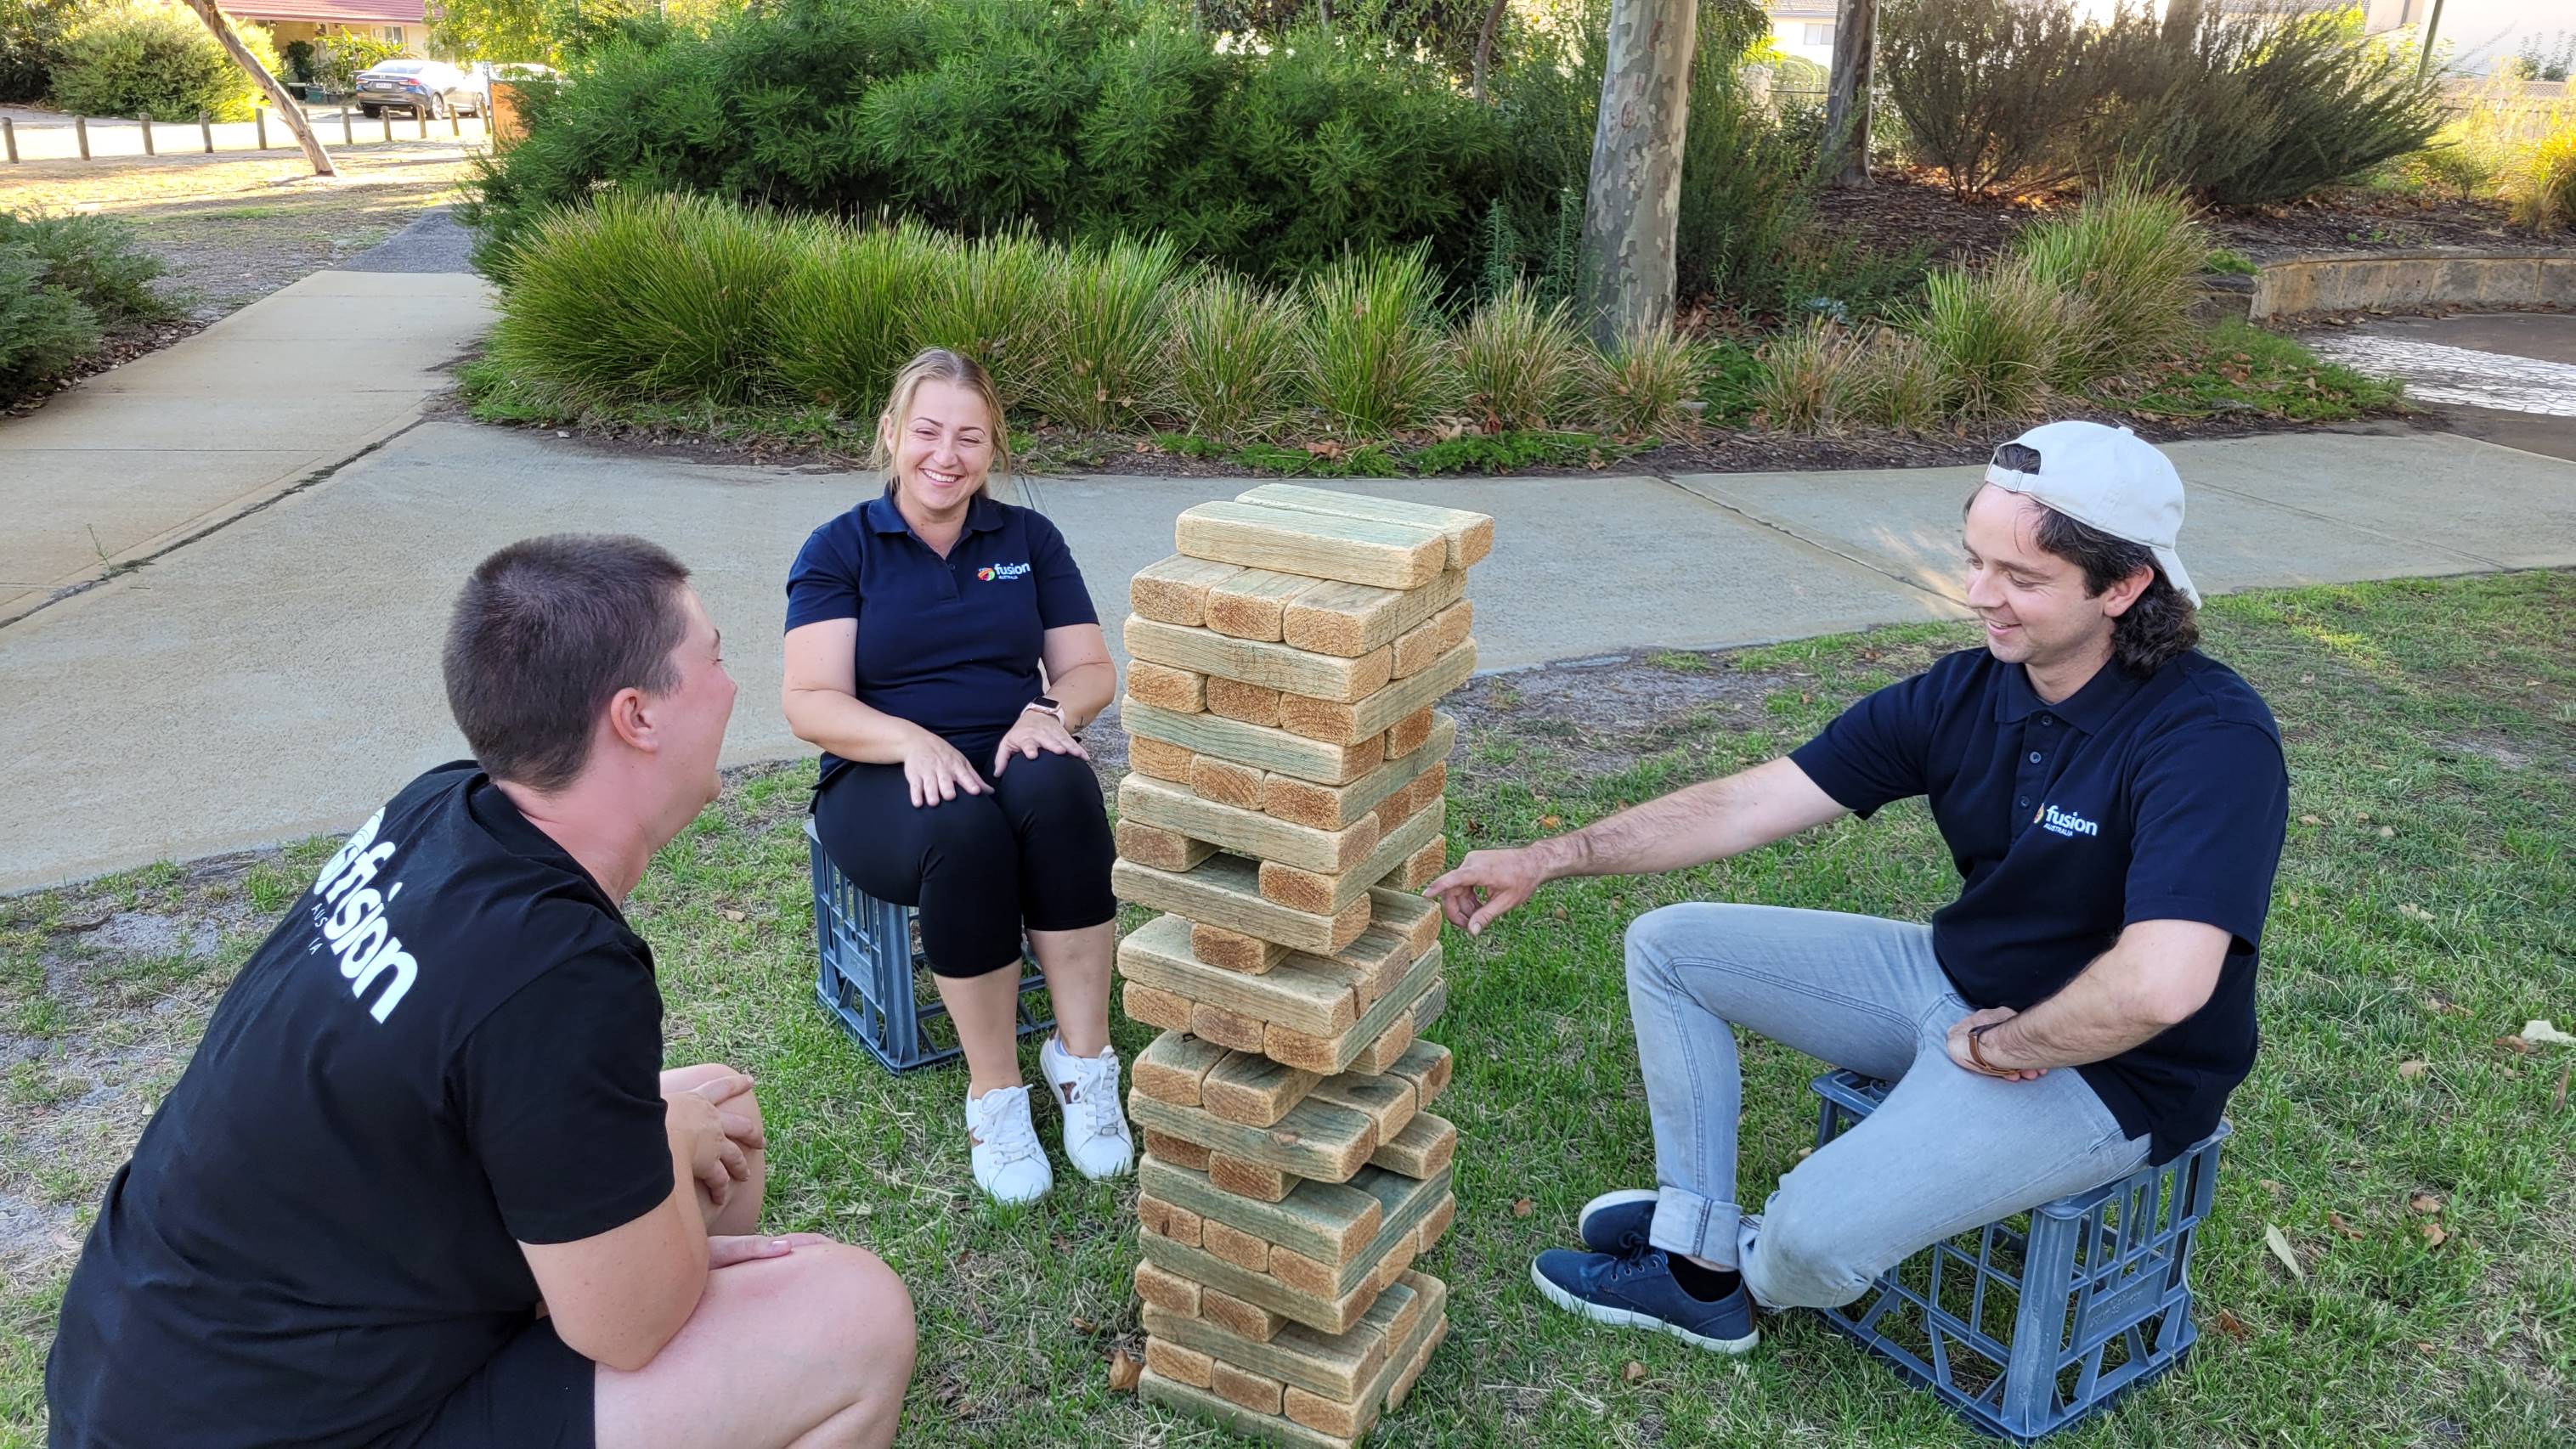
1, 572, 2570, 1446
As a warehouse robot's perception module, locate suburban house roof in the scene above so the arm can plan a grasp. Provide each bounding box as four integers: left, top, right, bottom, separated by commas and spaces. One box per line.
223, 0, 428, 25
1766, 3, 1839, 20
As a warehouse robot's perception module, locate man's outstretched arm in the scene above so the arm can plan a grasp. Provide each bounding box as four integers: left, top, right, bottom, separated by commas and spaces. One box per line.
1423, 758, 1849, 934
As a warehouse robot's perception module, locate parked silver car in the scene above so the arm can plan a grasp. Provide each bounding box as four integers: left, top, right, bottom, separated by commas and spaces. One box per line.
353, 60, 487, 121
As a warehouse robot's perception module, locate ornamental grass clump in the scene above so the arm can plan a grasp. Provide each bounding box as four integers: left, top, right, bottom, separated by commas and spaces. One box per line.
2500, 121, 2576, 234
1301, 244, 1454, 436
1583, 326, 1702, 438
2016, 178, 2208, 387
901, 226, 1064, 413
1911, 257, 2068, 419
769, 218, 946, 413
1165, 273, 1303, 443
1044, 235, 1183, 431
1752, 318, 1867, 432
1850, 326, 1957, 430
1453, 281, 1587, 432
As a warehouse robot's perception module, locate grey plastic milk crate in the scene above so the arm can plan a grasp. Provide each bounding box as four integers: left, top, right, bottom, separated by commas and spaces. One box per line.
806, 818, 1051, 1073
1808, 1069, 2228, 1441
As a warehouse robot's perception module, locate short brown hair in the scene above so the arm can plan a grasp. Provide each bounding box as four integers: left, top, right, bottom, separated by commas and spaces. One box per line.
872, 347, 1011, 497
443, 535, 692, 790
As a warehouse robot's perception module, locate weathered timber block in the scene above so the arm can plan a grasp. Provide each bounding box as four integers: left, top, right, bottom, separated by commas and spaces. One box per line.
1345, 1011, 1415, 1078
1189, 755, 1266, 811
1380, 833, 1446, 894
1116, 820, 1216, 873
1392, 600, 1473, 680
1136, 1220, 1403, 1335
1260, 715, 1456, 832
1383, 706, 1436, 758
1367, 1112, 1456, 1179
1259, 800, 1443, 916
1124, 980, 1195, 1034
1279, 640, 1477, 747
1136, 1257, 1203, 1317
1121, 775, 1380, 875
1281, 923, 1410, 1013
1193, 922, 1289, 974
1201, 1285, 1290, 1343
1146, 1337, 1216, 1390
1177, 500, 1447, 589
1124, 698, 1383, 786
1138, 1192, 1205, 1248
1205, 1218, 1274, 1275
1135, 1029, 1231, 1106
1201, 1052, 1324, 1128
1205, 674, 1285, 726
1206, 569, 1320, 642
1144, 1132, 1213, 1170
1141, 1272, 1426, 1406
1419, 1192, 1456, 1252
1117, 915, 1361, 1037
1280, 569, 1468, 658
1129, 735, 1195, 782
1127, 616, 1393, 703
1213, 1358, 1288, 1414
1126, 659, 1206, 713
1384, 1303, 1446, 1412
1210, 1153, 1294, 1202
1366, 888, 1443, 962
1114, 854, 1370, 956
1234, 484, 1494, 569
1383, 1040, 1452, 1110
1133, 554, 1243, 627
1128, 1085, 1379, 1184
1265, 944, 1442, 1075
1190, 1001, 1269, 1053
1291, 1298, 1449, 1435
1139, 1155, 1385, 1267
1308, 1068, 1417, 1143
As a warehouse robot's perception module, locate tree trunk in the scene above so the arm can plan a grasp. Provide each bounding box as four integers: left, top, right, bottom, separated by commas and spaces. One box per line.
1472, 0, 1509, 104
1824, 0, 1875, 188
1578, 0, 1695, 347
178, 0, 336, 177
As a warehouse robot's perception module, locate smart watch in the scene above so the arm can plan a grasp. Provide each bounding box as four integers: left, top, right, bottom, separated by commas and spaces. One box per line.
1024, 695, 1066, 723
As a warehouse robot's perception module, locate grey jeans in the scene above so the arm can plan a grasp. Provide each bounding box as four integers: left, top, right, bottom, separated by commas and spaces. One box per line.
1625, 902, 2151, 1311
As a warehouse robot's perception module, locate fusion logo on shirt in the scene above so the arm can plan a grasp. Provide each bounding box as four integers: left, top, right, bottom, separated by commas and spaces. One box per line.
305, 808, 420, 1023
2036, 803, 2100, 838
975, 561, 1032, 582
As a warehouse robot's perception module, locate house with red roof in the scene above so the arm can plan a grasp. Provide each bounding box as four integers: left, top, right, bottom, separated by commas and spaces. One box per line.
223, 0, 433, 59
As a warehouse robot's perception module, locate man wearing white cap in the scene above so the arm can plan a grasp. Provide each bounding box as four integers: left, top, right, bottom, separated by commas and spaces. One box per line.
1427, 422, 2287, 1352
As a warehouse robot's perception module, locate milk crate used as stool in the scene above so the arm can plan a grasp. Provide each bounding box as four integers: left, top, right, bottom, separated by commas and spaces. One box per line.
1807, 1068, 2229, 1442
806, 818, 1052, 1074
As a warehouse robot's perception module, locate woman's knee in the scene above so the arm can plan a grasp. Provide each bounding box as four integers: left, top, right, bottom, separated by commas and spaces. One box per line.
795, 1243, 918, 1387
992, 750, 1106, 828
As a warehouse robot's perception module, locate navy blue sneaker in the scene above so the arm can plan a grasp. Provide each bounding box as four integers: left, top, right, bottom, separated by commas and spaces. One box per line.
1529, 1244, 1760, 1354
1576, 1188, 1658, 1254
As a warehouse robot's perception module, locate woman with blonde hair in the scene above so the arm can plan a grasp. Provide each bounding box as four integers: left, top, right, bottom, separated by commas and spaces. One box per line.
782, 348, 1128, 1204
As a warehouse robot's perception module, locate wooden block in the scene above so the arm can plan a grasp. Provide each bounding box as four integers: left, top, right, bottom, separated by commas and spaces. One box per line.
1191, 1001, 1270, 1054
1368, 1112, 1456, 1179
1383, 1040, 1452, 1110
1344, 1011, 1415, 1077
1132, 554, 1243, 627
1122, 774, 1380, 876
1126, 617, 1394, 704
1395, 761, 1449, 821
1130, 734, 1195, 783
1260, 800, 1443, 916
1144, 1131, 1212, 1170
1119, 916, 1360, 1039
1282, 926, 1410, 1013
1202, 1287, 1290, 1344
1190, 755, 1267, 811
1116, 820, 1217, 873
1384, 1309, 1447, 1412
1205, 675, 1285, 726
1266, 944, 1443, 1076
1206, 569, 1319, 642
1260, 715, 1456, 832
1146, 1337, 1216, 1390
1115, 854, 1371, 956
1370, 1267, 1432, 1358
1309, 1068, 1418, 1144
1127, 659, 1206, 713
1280, 639, 1477, 746
1139, 1193, 1206, 1248
1138, 1372, 1347, 1449
1142, 1297, 1392, 1407
1194, 923, 1289, 974
1367, 888, 1443, 963
1214, 1359, 1288, 1415
1124, 981, 1195, 1034
1266, 1243, 1336, 1298
1137, 1258, 1203, 1317
1135, 1029, 1231, 1107
1211, 1153, 1295, 1203
1380, 832, 1446, 893
1391, 600, 1473, 679
1142, 1159, 1381, 1269
1410, 978, 1448, 1035
1383, 706, 1437, 758
1138, 1226, 1395, 1337
1178, 500, 1446, 590
1368, 1228, 1417, 1293
1234, 483, 1494, 570
1280, 569, 1468, 659
1141, 1277, 1445, 1447
1125, 699, 1383, 787
1130, 1088, 1379, 1185
1419, 1192, 1456, 1251
1205, 1218, 1274, 1274
1201, 1053, 1324, 1128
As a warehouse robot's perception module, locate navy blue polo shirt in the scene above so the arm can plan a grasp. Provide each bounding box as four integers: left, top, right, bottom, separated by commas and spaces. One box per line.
784, 491, 1098, 786
1789, 646, 2288, 1163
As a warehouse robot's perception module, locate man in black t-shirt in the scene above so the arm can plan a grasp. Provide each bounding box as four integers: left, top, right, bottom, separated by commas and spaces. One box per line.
1427, 423, 2287, 1357
48, 535, 917, 1448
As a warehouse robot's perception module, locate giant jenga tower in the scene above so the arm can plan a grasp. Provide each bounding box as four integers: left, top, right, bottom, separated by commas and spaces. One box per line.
1115, 484, 1489, 1448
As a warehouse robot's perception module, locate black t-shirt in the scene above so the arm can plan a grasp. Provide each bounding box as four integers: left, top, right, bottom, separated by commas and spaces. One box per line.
1789, 647, 2288, 1163
47, 763, 674, 1448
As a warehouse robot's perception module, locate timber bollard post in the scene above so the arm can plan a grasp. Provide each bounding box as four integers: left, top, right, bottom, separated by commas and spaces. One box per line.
341, 104, 353, 144
449, 107, 460, 137
381, 110, 392, 143
76, 116, 89, 160
201, 110, 213, 153
3, 118, 15, 166
255, 110, 268, 149
139, 114, 154, 156
416, 109, 427, 140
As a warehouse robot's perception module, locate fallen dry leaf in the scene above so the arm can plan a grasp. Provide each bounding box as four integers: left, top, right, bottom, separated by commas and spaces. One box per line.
2497, 1035, 2534, 1054
2420, 1221, 2448, 1249
2355, 810, 2370, 821
2263, 1223, 2305, 1282
722, 909, 747, 922
1107, 1349, 1141, 1393
2409, 1192, 2443, 1215
2285, 892, 2302, 908
2215, 1308, 2251, 1340
1071, 1315, 1099, 1334
1622, 1361, 1647, 1385
1511, 1198, 1534, 1219
2329, 1211, 2364, 1239
1539, 815, 1562, 830
2522, 1019, 2576, 1047
2398, 903, 2432, 922
2551, 1062, 2568, 1114
2397, 1059, 2428, 1079
2298, 814, 2325, 826
2378, 826, 2396, 838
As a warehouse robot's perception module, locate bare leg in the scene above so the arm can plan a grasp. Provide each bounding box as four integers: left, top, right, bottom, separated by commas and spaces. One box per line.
1027, 921, 1114, 1058
594, 1242, 914, 1449
661, 1063, 765, 1237
933, 968, 1031, 1100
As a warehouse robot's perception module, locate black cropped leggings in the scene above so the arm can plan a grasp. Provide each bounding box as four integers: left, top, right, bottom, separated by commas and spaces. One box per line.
812, 745, 1116, 978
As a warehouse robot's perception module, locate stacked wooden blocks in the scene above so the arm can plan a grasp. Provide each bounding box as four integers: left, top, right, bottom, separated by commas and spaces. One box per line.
1116, 484, 1489, 1448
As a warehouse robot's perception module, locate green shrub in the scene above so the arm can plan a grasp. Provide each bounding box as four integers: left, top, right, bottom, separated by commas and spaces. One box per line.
1752, 318, 1864, 431
1879, 0, 2111, 197
1453, 281, 1585, 432
2205, 246, 2257, 276
768, 217, 944, 414
1911, 259, 2065, 418
485, 191, 795, 412
1850, 326, 1955, 429
2500, 121, 2576, 234
901, 226, 1063, 414
1, 0, 86, 104
1044, 235, 1182, 431
1302, 244, 1453, 437
2016, 178, 2206, 386
49, 1, 282, 123
1583, 327, 1701, 437
0, 248, 99, 404
0, 209, 169, 324
310, 31, 404, 95
1165, 273, 1302, 443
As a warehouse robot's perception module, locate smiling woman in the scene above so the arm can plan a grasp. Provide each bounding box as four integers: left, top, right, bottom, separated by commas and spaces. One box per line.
778, 347, 1133, 1209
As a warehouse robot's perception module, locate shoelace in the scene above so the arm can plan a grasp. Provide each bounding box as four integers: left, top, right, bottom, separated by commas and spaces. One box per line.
973, 1091, 1042, 1164
1067, 1057, 1130, 1144
1603, 1246, 1669, 1285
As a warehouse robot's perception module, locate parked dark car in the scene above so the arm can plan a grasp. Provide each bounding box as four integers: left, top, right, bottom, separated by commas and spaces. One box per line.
353, 60, 486, 121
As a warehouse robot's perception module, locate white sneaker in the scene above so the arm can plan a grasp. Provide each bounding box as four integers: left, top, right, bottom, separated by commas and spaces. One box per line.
1040, 1035, 1136, 1181
966, 1085, 1053, 1204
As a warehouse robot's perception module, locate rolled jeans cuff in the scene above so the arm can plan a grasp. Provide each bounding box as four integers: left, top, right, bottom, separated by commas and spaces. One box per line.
1649, 1188, 1740, 1265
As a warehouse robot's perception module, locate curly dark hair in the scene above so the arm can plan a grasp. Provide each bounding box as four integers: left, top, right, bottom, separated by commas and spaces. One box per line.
1967, 479, 2201, 675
